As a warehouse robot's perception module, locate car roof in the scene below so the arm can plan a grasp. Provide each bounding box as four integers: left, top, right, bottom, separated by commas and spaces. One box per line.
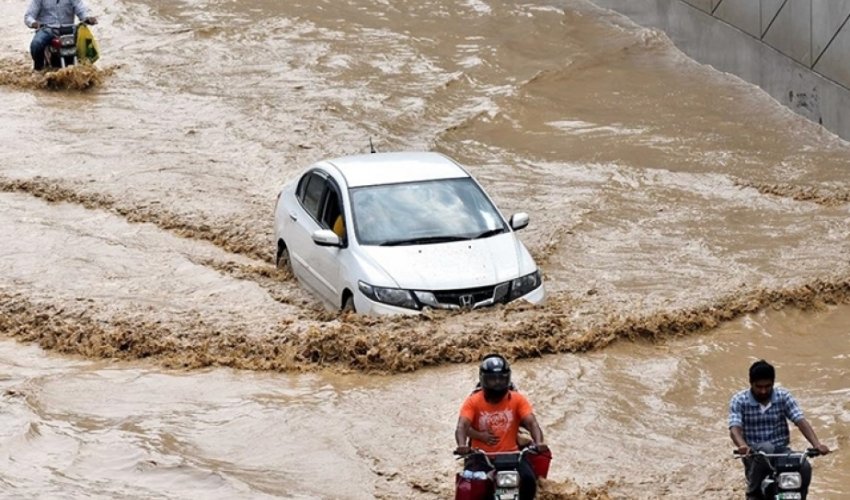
323, 152, 470, 188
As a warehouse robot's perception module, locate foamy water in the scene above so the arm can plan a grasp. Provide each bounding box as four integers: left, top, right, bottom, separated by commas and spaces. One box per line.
0, 0, 848, 497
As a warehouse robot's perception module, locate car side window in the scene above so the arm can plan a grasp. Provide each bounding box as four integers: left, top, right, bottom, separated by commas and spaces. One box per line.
301, 173, 326, 220
296, 174, 310, 200
321, 183, 345, 240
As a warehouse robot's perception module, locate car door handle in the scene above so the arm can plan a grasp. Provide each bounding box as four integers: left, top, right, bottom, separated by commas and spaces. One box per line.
289, 212, 298, 221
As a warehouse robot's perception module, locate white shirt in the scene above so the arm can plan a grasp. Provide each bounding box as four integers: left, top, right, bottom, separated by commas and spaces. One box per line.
24, 0, 91, 29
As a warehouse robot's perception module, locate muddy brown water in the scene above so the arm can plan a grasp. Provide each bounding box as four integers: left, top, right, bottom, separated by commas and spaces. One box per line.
0, 0, 848, 497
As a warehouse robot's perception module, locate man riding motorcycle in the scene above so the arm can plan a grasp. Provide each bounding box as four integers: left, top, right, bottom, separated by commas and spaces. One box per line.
24, 0, 98, 71
454, 354, 549, 500
728, 359, 831, 499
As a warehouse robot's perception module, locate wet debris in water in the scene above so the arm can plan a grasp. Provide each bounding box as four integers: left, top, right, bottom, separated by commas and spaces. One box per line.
734, 179, 850, 207
537, 478, 614, 499
1, 274, 849, 374
0, 176, 270, 262
41, 64, 112, 90
0, 58, 114, 90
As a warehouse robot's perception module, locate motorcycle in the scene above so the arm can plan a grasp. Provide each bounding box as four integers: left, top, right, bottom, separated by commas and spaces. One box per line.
734, 448, 821, 500
455, 446, 551, 500
41, 21, 98, 69
42, 24, 79, 69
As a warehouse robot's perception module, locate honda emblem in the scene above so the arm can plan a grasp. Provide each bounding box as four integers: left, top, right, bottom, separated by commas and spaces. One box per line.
459, 294, 474, 308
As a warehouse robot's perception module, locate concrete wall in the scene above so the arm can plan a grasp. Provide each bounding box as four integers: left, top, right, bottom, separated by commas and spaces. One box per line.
588, 0, 850, 141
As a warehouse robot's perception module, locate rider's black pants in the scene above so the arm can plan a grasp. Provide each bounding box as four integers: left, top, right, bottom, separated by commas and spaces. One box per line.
516, 456, 537, 500
743, 443, 811, 499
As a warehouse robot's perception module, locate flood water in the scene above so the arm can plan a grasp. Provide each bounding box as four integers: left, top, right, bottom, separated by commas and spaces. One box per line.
0, 0, 848, 498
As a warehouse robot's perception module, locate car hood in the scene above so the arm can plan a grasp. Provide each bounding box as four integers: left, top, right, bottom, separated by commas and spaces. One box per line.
358, 233, 529, 290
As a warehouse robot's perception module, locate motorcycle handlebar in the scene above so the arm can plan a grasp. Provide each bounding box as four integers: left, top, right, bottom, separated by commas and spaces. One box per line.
733, 448, 822, 459
455, 446, 540, 459
35, 20, 93, 30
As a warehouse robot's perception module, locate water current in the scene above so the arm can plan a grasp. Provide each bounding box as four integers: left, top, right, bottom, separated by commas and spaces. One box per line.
0, 0, 848, 497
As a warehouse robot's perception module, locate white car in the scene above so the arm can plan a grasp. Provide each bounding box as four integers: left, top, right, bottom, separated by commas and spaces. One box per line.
273, 152, 544, 314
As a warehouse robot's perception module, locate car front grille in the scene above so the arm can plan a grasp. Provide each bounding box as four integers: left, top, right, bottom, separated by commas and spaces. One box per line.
432, 282, 510, 309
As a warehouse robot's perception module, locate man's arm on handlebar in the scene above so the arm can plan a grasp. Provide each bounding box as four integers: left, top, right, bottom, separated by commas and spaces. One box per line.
71, 0, 97, 25
729, 426, 750, 455
520, 414, 548, 452
24, 0, 39, 29
794, 418, 830, 455
455, 416, 472, 455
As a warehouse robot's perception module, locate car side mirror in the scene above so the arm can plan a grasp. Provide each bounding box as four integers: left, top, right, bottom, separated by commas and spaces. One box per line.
509, 213, 529, 231
312, 229, 342, 247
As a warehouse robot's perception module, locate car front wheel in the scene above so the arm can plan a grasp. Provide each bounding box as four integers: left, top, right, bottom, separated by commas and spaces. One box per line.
342, 295, 355, 313
276, 240, 291, 271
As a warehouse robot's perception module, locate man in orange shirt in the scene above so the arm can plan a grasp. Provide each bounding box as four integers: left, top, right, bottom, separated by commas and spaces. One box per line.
454, 354, 548, 499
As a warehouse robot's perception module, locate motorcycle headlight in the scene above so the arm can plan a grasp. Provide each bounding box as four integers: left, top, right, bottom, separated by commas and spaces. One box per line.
358, 281, 418, 310
508, 270, 541, 301
495, 471, 519, 488
777, 472, 802, 489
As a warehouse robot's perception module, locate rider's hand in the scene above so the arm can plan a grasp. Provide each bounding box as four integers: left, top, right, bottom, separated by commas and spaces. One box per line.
535, 443, 550, 453
454, 445, 472, 456
815, 443, 831, 455
85, 17, 98, 25
31, 21, 41, 29
735, 444, 750, 456
478, 429, 498, 446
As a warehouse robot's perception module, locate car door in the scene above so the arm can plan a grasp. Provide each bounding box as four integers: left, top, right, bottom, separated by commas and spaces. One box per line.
309, 178, 348, 306
286, 170, 328, 297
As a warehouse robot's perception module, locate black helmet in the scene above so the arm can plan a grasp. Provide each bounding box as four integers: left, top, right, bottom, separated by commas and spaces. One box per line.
479, 354, 511, 393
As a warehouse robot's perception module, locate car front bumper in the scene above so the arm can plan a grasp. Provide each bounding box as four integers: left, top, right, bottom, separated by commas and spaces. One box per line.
354, 283, 545, 315
518, 283, 545, 305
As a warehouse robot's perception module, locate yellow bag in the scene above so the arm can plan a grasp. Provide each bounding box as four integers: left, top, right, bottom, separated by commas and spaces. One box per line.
76, 23, 100, 63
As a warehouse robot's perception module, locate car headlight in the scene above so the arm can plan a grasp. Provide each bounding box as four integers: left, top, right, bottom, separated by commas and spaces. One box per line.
358, 281, 418, 310
413, 290, 439, 308
495, 471, 519, 488
508, 270, 541, 301
778, 472, 802, 490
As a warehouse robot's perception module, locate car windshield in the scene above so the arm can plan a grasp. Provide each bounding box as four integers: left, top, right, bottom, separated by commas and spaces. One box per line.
349, 177, 507, 246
